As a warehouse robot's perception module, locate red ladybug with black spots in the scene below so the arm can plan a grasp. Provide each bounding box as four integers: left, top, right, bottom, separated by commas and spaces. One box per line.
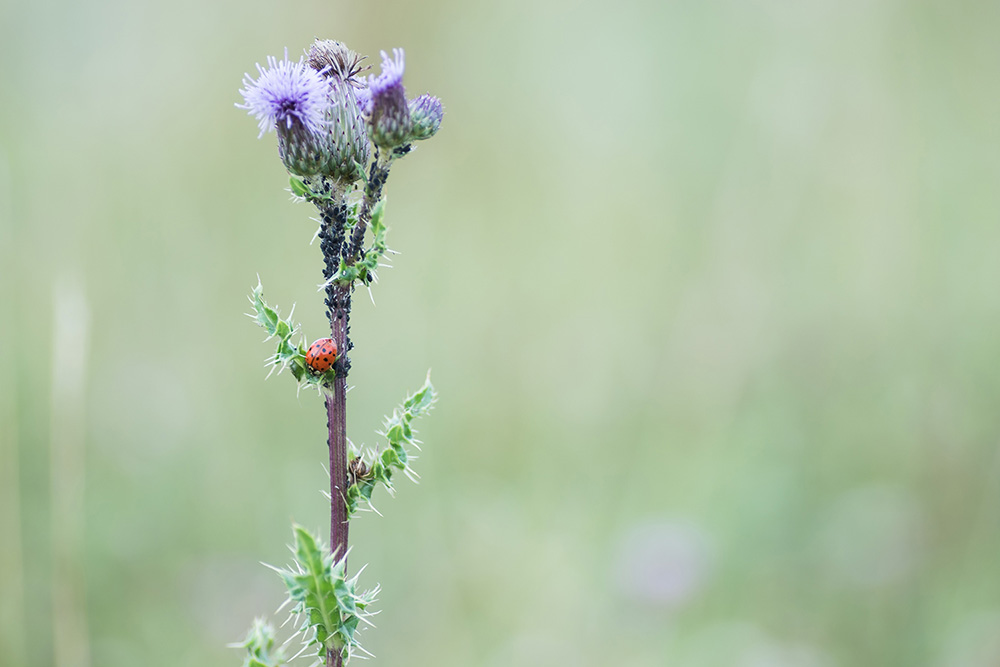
306, 338, 337, 373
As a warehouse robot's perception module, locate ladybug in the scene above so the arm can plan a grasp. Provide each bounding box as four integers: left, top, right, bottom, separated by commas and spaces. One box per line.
305, 338, 338, 373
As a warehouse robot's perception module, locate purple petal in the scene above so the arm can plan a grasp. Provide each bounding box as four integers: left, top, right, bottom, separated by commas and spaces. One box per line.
237, 50, 331, 138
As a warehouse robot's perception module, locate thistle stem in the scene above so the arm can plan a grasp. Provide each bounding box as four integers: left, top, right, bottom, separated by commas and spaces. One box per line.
346, 153, 392, 262
318, 194, 353, 667
324, 343, 348, 667
325, 283, 351, 561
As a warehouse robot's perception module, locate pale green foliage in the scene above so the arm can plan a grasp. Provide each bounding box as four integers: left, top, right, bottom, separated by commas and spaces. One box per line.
268, 525, 378, 664
235, 618, 286, 667
346, 375, 437, 516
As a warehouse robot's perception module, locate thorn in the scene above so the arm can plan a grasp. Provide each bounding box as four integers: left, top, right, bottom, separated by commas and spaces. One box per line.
355, 643, 377, 657
289, 642, 311, 661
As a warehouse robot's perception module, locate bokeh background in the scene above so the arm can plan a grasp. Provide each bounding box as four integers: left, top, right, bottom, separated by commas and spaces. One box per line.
3, 0, 1000, 665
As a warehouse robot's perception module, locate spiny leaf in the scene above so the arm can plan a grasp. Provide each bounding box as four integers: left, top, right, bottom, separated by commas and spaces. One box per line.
251, 283, 281, 336
249, 280, 338, 394
345, 374, 437, 516
404, 377, 436, 415
272, 525, 378, 663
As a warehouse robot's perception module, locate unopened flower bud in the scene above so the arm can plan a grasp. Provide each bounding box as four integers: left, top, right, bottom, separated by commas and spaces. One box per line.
407, 94, 443, 141
323, 81, 371, 181
367, 49, 413, 149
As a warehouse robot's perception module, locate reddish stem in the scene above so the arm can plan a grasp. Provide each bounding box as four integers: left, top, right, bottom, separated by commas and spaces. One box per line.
325, 281, 351, 667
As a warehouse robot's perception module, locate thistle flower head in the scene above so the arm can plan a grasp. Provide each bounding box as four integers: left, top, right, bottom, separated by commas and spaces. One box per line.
367, 48, 413, 149
307, 39, 367, 85
407, 94, 444, 141
237, 50, 330, 139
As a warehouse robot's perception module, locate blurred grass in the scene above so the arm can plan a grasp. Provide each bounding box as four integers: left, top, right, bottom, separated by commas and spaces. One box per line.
2, 0, 1000, 665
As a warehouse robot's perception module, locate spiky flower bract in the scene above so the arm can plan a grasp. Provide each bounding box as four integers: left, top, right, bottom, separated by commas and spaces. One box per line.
367, 49, 413, 149
407, 94, 444, 141
303, 39, 372, 182
322, 80, 371, 182
238, 51, 333, 176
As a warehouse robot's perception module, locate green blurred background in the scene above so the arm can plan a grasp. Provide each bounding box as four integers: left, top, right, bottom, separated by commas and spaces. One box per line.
3, 0, 1000, 665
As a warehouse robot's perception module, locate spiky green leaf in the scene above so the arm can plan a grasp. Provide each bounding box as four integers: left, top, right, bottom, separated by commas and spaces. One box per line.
344, 374, 437, 516
271, 525, 377, 663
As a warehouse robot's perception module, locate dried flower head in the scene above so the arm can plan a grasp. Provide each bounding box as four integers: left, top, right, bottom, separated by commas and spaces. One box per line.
308, 39, 367, 85
367, 49, 413, 149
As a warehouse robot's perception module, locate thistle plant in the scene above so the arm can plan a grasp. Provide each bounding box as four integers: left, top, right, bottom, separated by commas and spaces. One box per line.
234, 39, 442, 667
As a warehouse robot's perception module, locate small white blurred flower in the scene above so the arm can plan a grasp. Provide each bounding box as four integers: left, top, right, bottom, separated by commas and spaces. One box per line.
613, 518, 713, 608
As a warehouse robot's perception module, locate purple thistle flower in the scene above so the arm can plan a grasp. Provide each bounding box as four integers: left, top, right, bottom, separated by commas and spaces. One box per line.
237, 50, 337, 176
237, 50, 330, 139
367, 49, 413, 149
369, 49, 406, 98
407, 94, 443, 141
